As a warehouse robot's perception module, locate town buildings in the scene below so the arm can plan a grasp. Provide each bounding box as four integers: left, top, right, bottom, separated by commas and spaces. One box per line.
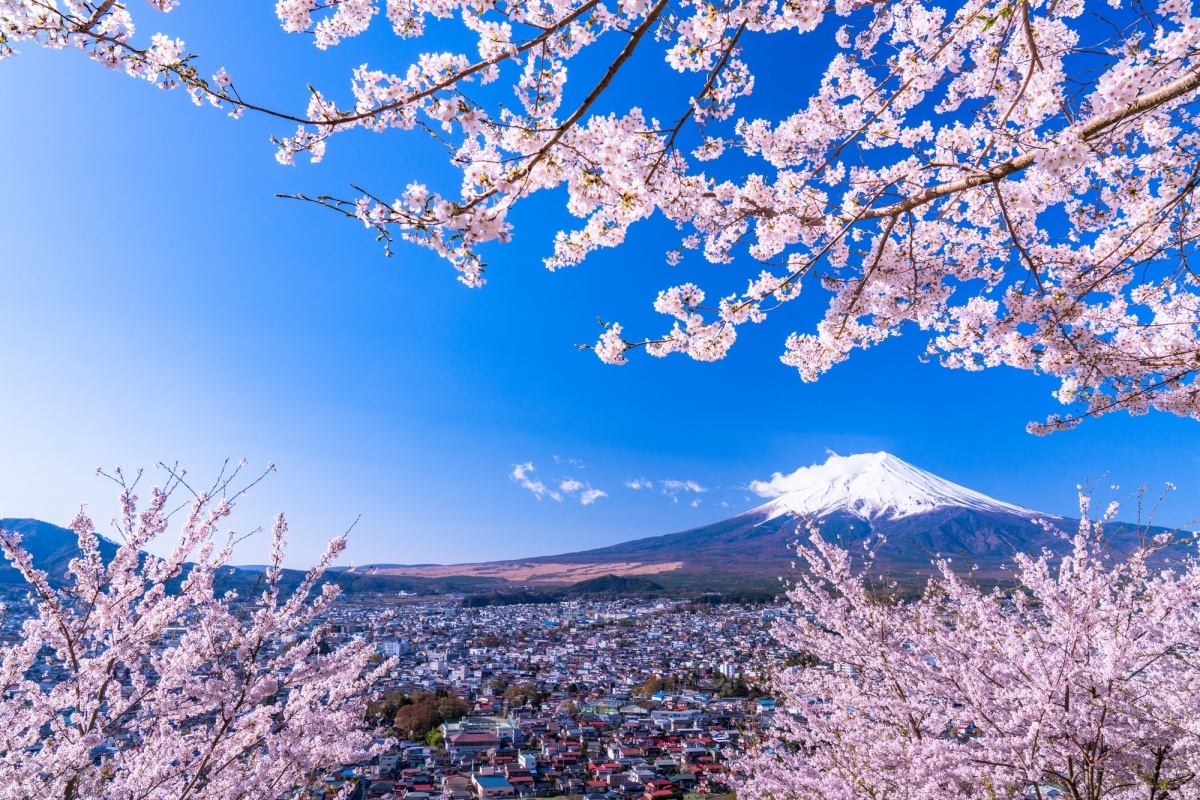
2, 583, 794, 800
302, 595, 795, 799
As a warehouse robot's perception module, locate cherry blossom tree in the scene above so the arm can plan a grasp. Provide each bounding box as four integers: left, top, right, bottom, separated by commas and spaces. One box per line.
4, 0, 1200, 430
0, 462, 390, 800
737, 494, 1200, 800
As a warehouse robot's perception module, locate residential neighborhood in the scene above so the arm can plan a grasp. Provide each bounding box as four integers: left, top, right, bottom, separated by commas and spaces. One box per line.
0, 583, 794, 800
302, 594, 797, 799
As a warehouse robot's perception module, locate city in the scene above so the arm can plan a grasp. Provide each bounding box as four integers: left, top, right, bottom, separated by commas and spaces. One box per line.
317, 594, 799, 799
1, 583, 797, 800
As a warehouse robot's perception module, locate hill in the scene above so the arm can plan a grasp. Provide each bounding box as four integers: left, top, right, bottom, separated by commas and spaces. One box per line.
0, 518, 507, 596
460, 574, 667, 607
0, 518, 121, 585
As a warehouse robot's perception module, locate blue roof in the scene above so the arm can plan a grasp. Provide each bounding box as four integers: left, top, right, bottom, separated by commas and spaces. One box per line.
475, 776, 514, 789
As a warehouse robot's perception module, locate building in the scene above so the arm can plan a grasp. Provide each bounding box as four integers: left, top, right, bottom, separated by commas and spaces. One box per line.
472, 768, 516, 798
381, 640, 410, 657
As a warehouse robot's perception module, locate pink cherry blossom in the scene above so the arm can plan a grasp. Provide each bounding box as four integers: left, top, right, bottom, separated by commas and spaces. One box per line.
5, 0, 1200, 430
0, 462, 391, 800
737, 488, 1200, 800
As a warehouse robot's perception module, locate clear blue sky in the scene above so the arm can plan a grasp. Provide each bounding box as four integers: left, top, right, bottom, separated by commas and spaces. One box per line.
1, 2, 1198, 566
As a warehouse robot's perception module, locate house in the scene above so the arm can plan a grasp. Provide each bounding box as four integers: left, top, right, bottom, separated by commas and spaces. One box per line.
446, 732, 502, 756
473, 769, 516, 799
443, 774, 473, 800
501, 766, 535, 796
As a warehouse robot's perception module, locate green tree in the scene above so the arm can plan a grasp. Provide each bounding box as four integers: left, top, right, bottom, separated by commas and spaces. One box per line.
437, 695, 471, 721
395, 702, 441, 739
505, 682, 543, 707
367, 690, 408, 724
782, 652, 818, 669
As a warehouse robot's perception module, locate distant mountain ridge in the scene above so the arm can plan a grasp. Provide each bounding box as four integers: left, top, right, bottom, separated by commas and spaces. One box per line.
372, 453, 1178, 593
4, 455, 1183, 597
0, 518, 505, 596
0, 518, 121, 586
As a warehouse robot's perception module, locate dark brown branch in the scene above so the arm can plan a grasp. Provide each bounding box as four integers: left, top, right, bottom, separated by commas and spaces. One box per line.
646, 22, 747, 183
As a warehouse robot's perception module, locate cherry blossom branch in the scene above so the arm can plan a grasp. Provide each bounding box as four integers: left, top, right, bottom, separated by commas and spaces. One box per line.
858, 67, 1200, 222
10, 0, 1200, 430
0, 465, 390, 799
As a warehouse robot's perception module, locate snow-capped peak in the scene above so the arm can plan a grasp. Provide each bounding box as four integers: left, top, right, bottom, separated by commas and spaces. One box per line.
748, 452, 1033, 522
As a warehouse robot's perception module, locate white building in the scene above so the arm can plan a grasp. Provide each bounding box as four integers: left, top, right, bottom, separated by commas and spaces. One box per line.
381, 640, 409, 657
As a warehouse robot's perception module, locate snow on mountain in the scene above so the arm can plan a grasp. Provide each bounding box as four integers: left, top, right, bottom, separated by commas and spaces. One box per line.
748, 452, 1035, 522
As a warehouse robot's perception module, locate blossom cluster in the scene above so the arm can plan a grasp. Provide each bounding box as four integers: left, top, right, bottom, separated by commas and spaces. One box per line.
0, 463, 390, 800
738, 491, 1200, 799
7, 0, 1200, 428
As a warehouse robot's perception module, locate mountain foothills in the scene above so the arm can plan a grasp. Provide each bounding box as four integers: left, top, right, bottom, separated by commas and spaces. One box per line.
1, 454, 1179, 599
0, 518, 121, 586
0, 519, 496, 597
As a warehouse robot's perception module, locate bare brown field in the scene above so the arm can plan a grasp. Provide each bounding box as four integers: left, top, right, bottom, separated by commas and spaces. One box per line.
370, 560, 684, 584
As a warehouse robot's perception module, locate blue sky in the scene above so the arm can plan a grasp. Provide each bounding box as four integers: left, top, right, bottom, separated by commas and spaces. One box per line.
1, 2, 1198, 566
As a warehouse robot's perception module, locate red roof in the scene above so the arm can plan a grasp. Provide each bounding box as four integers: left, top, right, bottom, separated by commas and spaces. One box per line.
448, 733, 499, 744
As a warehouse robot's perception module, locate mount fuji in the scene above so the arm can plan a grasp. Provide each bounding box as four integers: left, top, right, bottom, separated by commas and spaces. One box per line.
518, 451, 1066, 591
747, 451, 1035, 523
373, 451, 1144, 595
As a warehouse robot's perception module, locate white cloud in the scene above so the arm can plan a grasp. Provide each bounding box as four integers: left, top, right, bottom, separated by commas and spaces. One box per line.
514, 465, 606, 506
690, 498, 702, 508
661, 479, 708, 494
749, 470, 799, 498
553, 455, 586, 468
511, 462, 562, 501
628, 477, 711, 502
